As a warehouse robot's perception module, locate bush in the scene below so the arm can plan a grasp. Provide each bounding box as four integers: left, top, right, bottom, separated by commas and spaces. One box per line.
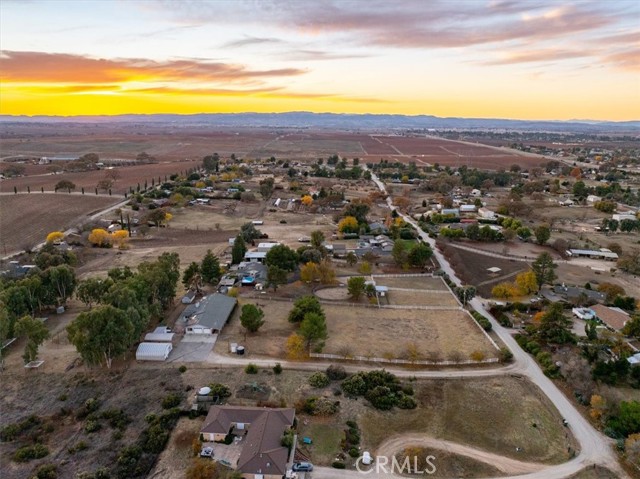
33, 464, 58, 479
162, 393, 182, 410
84, 420, 102, 433
13, 443, 49, 462
178, 365, 187, 373
308, 372, 330, 388
397, 394, 418, 409
101, 409, 131, 430
326, 364, 347, 380
471, 311, 492, 331
346, 420, 357, 429
332, 461, 346, 469
349, 447, 360, 457
245, 363, 259, 374
68, 441, 88, 454
0, 415, 41, 442
342, 374, 368, 396
499, 347, 514, 363
273, 363, 283, 375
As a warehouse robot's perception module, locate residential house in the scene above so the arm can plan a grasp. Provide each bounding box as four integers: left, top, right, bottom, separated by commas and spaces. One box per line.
553, 285, 605, 303
200, 406, 295, 479
477, 208, 496, 220
591, 304, 630, 332
182, 294, 237, 334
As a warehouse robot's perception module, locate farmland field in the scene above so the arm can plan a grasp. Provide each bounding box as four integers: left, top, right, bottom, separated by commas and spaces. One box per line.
386, 289, 460, 307
0, 193, 120, 256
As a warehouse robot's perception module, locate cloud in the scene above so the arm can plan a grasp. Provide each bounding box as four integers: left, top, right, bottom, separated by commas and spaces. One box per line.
602, 48, 640, 71
223, 36, 285, 48
283, 49, 371, 61
0, 50, 305, 84
481, 48, 590, 65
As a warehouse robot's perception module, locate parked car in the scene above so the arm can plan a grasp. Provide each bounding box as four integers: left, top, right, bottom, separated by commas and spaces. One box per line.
200, 446, 214, 458
292, 462, 313, 472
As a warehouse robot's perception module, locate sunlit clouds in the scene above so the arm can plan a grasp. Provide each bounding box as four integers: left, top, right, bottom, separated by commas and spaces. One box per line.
0, 0, 638, 119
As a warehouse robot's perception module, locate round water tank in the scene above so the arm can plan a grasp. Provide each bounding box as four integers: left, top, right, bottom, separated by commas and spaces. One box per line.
198, 386, 211, 396
362, 452, 372, 465
236, 346, 245, 355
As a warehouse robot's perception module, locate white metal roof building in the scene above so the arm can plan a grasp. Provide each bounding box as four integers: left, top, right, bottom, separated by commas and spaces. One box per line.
566, 249, 618, 260
144, 332, 175, 342
136, 342, 172, 361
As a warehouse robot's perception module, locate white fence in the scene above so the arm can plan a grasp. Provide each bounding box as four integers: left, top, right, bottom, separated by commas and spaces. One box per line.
310, 352, 500, 366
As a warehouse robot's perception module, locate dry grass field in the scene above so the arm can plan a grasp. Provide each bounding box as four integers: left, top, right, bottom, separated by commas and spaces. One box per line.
373, 275, 449, 290
0, 193, 120, 255
386, 289, 460, 308
218, 298, 497, 362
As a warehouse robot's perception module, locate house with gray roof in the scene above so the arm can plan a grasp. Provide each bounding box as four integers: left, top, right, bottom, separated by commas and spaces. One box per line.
182, 293, 237, 334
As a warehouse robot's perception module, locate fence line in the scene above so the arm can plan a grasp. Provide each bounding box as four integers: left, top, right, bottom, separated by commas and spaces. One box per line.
310, 352, 500, 366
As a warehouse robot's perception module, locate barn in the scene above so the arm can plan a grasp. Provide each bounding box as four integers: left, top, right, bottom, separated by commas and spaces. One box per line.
136, 342, 172, 361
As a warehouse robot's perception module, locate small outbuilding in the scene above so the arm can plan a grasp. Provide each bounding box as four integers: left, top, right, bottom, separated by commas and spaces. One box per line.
136, 342, 172, 361
144, 332, 175, 342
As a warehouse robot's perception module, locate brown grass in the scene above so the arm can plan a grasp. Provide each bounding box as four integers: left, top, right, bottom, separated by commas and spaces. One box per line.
386, 290, 459, 307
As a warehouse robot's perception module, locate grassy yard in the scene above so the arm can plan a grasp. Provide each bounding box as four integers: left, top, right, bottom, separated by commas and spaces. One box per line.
296, 420, 344, 465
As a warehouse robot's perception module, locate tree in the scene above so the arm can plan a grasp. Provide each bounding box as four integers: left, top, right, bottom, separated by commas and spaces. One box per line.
266, 244, 298, 271
44, 264, 77, 305
454, 286, 476, 306
392, 242, 408, 268
301, 195, 313, 206
317, 259, 336, 284
408, 242, 433, 268
259, 177, 274, 200
572, 180, 588, 199
345, 252, 358, 267
240, 222, 263, 243
266, 265, 287, 291
45, 231, 64, 244
338, 216, 359, 234
182, 262, 200, 288
67, 305, 135, 368
200, 250, 221, 284
111, 230, 129, 249
299, 312, 328, 351
597, 282, 625, 303
491, 283, 519, 300
300, 262, 321, 284
146, 209, 171, 228
347, 276, 366, 300
240, 304, 265, 334
359, 261, 372, 275
15, 316, 49, 364
622, 315, 640, 339
537, 302, 575, 344
515, 271, 538, 295
285, 333, 307, 360
288, 296, 324, 323
310, 230, 325, 249
231, 235, 247, 265
534, 225, 551, 245
186, 458, 219, 479
607, 401, 640, 438
55, 180, 76, 192
532, 252, 557, 291
88, 228, 111, 247
76, 277, 112, 309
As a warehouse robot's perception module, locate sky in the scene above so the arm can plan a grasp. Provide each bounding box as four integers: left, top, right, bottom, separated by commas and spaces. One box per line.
0, 0, 639, 120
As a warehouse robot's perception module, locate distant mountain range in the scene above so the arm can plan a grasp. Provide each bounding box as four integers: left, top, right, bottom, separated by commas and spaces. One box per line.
1, 112, 639, 132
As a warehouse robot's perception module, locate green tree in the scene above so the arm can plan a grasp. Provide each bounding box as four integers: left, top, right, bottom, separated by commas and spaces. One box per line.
453, 286, 476, 306
67, 305, 135, 368
572, 180, 588, 200
299, 312, 328, 351
200, 250, 221, 284
345, 252, 358, 267
182, 262, 200, 288
55, 180, 76, 192
231, 235, 247, 265
408, 242, 433, 268
240, 222, 263, 243
259, 177, 274, 200
534, 225, 551, 245
138, 252, 180, 310
607, 401, 640, 438
537, 302, 575, 344
43, 264, 77, 305
76, 277, 113, 309
266, 265, 287, 291
240, 304, 265, 334
532, 252, 557, 291
347, 276, 366, 300
310, 230, 325, 249
15, 315, 50, 364
266, 244, 298, 271
392, 242, 408, 268
0, 305, 10, 366
288, 296, 324, 323
623, 315, 640, 339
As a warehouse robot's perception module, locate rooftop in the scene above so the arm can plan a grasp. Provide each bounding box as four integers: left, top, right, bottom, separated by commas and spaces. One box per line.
182, 294, 237, 331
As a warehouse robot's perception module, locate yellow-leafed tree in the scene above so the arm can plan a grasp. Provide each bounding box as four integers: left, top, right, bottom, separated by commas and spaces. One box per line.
300, 262, 320, 283
301, 195, 313, 206
338, 216, 358, 233
515, 270, 538, 295
589, 394, 607, 421
112, 230, 129, 249
491, 282, 519, 299
88, 228, 111, 247
285, 333, 308, 360
46, 231, 64, 244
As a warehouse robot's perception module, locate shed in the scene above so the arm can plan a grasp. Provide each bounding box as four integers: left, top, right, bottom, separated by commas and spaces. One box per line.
244, 251, 267, 263
136, 342, 172, 361
144, 332, 175, 342
487, 267, 502, 275
182, 290, 196, 304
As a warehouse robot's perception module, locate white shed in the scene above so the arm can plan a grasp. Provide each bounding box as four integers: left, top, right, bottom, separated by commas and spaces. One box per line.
144, 332, 175, 342
136, 342, 172, 361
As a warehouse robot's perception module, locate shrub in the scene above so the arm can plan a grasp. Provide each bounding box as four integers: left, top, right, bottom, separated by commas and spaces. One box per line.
245, 363, 259, 374
346, 420, 357, 429
499, 347, 514, 363
33, 464, 58, 479
397, 395, 418, 409
326, 364, 347, 380
208, 383, 232, 400
0, 415, 41, 442
84, 420, 102, 433
470, 350, 486, 361
332, 461, 346, 469
68, 441, 89, 454
342, 374, 368, 396
308, 372, 330, 388
101, 409, 131, 430
178, 365, 187, 373
273, 363, 283, 375
349, 447, 360, 457
13, 443, 49, 462
162, 393, 182, 410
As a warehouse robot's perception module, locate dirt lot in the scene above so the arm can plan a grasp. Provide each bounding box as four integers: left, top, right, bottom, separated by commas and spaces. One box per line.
0, 193, 120, 255
216, 298, 498, 362
373, 275, 449, 290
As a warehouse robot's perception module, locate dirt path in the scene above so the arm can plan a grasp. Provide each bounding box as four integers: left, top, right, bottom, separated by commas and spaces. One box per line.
376, 433, 545, 475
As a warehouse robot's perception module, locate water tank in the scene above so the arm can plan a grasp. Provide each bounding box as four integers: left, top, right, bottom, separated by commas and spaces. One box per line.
230, 343, 238, 353
236, 346, 245, 355
198, 386, 211, 396
362, 451, 372, 465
